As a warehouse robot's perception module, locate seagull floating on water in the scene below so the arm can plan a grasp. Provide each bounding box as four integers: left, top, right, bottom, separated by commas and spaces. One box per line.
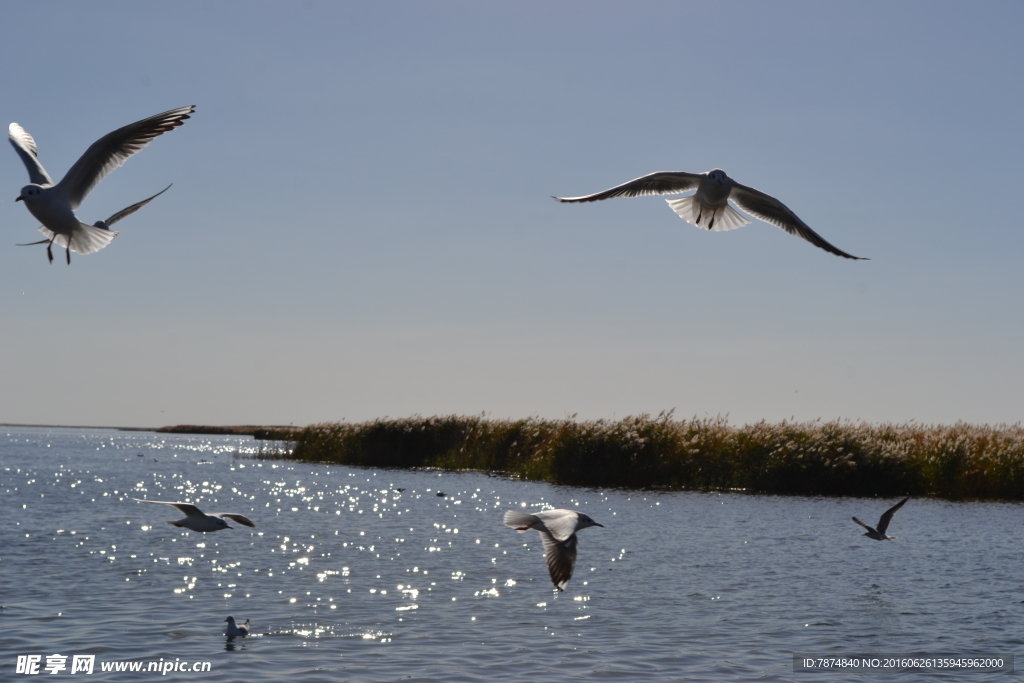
224, 616, 250, 638
555, 168, 865, 260
853, 496, 909, 540
504, 509, 603, 591
9, 106, 194, 264
133, 499, 255, 533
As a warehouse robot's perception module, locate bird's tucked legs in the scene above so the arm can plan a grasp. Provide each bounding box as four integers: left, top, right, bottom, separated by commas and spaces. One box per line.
65, 244, 71, 265
709, 210, 716, 229
46, 240, 54, 264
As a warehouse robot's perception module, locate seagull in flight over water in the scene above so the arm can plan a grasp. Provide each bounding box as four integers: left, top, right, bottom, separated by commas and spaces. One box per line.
133, 498, 255, 533
853, 496, 909, 540
555, 168, 866, 260
504, 509, 603, 591
9, 106, 194, 264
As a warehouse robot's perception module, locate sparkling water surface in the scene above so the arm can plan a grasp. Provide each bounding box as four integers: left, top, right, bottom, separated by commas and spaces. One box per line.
2, 427, 1022, 681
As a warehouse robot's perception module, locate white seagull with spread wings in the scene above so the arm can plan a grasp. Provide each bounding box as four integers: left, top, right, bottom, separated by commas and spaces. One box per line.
555, 168, 865, 260
504, 508, 603, 591
133, 499, 255, 533
9, 106, 194, 264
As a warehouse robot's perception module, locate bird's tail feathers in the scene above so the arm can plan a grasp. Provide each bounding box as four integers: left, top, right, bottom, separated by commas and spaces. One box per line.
666, 197, 751, 232
503, 510, 539, 531
70, 222, 119, 255
36, 223, 120, 255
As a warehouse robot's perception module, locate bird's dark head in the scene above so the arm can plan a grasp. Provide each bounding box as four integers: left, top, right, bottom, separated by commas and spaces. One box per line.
707, 169, 727, 184
577, 513, 603, 530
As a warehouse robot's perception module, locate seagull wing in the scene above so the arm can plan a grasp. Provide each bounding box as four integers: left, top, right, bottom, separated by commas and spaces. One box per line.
875, 496, 909, 535
8, 123, 54, 186
729, 182, 866, 260
539, 531, 577, 591
56, 106, 194, 210
133, 498, 205, 517
852, 516, 877, 534
215, 513, 256, 528
99, 184, 172, 229
554, 171, 704, 203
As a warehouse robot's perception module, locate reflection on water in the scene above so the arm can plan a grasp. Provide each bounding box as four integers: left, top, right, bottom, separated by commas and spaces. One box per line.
2, 427, 1023, 681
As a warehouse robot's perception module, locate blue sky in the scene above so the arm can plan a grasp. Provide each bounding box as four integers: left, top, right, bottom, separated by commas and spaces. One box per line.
1, 1, 1022, 428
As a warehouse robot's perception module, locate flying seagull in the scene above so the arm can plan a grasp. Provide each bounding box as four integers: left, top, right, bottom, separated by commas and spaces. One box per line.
554, 168, 865, 259
224, 616, 250, 638
9, 106, 194, 264
133, 498, 256, 533
853, 496, 909, 540
504, 508, 603, 591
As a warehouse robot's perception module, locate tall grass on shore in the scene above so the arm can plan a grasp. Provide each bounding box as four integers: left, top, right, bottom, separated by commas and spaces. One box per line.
261, 413, 1024, 499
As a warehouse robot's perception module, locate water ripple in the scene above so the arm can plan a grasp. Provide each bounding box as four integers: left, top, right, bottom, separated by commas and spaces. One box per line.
2, 427, 1021, 682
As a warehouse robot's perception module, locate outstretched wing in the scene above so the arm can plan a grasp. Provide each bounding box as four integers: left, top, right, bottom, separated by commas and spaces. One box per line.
852, 516, 876, 533
57, 106, 194, 209
8, 123, 54, 186
729, 182, 866, 260
554, 171, 704, 203
98, 184, 172, 229
539, 531, 577, 591
875, 496, 909, 535
215, 513, 256, 528
133, 498, 205, 517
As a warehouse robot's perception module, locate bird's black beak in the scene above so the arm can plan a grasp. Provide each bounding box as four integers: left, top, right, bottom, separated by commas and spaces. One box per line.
595, 523, 605, 527
15, 196, 23, 202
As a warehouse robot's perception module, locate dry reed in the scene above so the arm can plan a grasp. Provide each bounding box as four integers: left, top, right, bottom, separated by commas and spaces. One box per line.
258, 413, 1024, 499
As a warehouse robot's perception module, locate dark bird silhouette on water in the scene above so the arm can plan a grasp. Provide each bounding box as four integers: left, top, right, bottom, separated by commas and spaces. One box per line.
853, 496, 909, 540
224, 616, 250, 638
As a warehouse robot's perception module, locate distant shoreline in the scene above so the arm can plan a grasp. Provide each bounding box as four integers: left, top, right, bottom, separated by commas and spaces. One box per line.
0, 423, 300, 439
257, 415, 1024, 500
0, 422, 159, 431
9, 417, 1024, 498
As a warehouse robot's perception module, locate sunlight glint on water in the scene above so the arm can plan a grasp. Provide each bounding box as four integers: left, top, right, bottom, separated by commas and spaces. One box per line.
2, 427, 1022, 681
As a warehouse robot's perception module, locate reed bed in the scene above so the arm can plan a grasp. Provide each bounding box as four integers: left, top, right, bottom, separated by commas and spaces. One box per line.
261, 413, 1024, 499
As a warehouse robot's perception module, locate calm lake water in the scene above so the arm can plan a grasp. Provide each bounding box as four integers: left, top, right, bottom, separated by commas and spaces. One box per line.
2, 426, 1022, 681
